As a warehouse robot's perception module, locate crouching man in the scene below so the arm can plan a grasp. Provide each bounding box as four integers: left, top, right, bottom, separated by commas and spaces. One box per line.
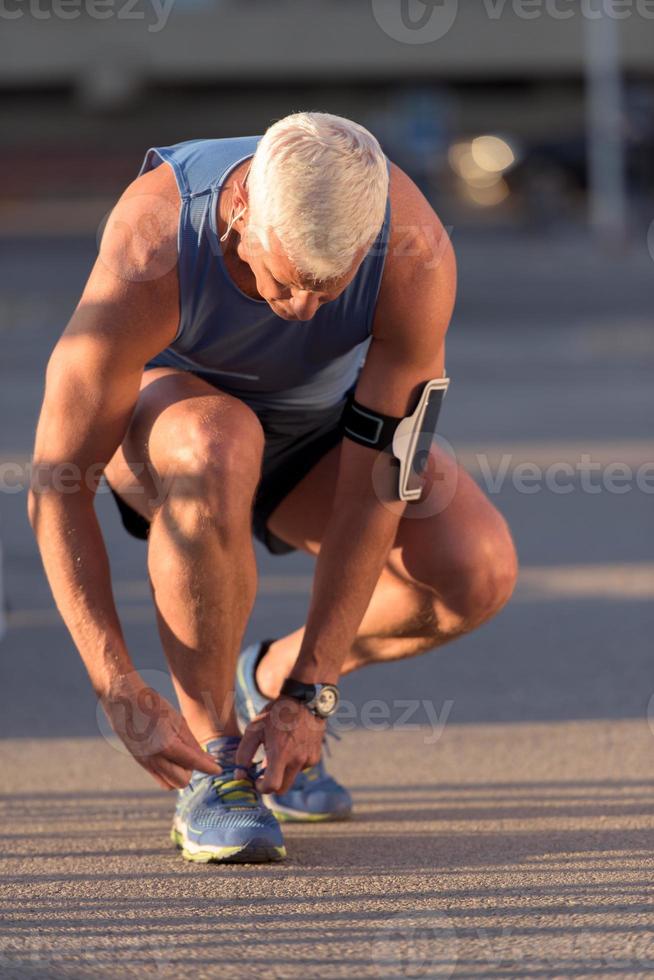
29, 113, 517, 863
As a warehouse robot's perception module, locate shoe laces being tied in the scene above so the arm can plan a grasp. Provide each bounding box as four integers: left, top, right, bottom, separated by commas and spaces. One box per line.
206, 736, 262, 809
211, 765, 262, 808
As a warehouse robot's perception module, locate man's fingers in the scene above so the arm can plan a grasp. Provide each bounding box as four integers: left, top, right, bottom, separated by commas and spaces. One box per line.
152, 772, 174, 791
140, 760, 175, 791
156, 757, 193, 790
257, 753, 288, 794
235, 723, 263, 771
278, 761, 304, 795
176, 720, 222, 774
171, 739, 222, 775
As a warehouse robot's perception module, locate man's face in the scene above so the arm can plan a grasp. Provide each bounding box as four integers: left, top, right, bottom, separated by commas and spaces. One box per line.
237, 225, 365, 322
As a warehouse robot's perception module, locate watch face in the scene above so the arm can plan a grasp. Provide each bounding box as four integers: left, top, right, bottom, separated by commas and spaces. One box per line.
315, 685, 339, 717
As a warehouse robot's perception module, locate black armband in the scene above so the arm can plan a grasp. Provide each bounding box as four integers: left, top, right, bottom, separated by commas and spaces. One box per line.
340, 377, 451, 501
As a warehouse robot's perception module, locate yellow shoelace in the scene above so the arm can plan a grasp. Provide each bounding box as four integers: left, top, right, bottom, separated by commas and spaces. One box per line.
212, 776, 258, 807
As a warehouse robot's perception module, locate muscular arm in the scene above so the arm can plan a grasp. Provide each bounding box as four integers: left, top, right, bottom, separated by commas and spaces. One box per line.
29, 168, 180, 694
292, 164, 456, 684
29, 170, 220, 786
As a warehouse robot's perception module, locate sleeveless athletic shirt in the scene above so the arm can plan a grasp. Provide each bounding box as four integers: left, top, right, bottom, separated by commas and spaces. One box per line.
141, 136, 391, 412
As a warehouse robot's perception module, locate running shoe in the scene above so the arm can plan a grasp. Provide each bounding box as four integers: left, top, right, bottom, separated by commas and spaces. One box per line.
235, 641, 353, 822
171, 735, 286, 863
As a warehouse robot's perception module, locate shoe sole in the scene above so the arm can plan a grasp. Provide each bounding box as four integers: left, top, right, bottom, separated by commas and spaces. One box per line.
267, 798, 353, 823
171, 828, 286, 864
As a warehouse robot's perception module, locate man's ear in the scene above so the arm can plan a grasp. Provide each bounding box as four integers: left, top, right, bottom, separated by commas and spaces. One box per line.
232, 179, 249, 215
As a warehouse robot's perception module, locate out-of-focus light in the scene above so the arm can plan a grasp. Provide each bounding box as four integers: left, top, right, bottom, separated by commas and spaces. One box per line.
456, 151, 500, 188
447, 141, 469, 173
460, 177, 510, 207
470, 135, 515, 173
448, 138, 513, 206
448, 140, 504, 187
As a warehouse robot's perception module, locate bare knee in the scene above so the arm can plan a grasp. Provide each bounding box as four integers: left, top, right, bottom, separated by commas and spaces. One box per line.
156, 401, 264, 531
440, 518, 518, 631
406, 513, 518, 638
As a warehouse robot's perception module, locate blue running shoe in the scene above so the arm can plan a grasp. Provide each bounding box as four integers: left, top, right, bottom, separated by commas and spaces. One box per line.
235, 641, 353, 822
171, 735, 286, 863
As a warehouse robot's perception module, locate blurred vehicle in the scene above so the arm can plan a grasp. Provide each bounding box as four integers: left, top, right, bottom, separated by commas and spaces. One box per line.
504, 83, 654, 226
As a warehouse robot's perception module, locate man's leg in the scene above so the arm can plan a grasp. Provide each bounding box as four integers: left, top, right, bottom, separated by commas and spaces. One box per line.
256, 441, 518, 698
105, 368, 265, 743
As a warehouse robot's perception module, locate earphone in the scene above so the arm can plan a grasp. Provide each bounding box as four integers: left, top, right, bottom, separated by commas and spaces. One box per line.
220, 206, 247, 243
220, 162, 252, 243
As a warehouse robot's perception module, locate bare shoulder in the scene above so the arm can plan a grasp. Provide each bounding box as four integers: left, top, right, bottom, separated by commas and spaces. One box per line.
384, 162, 456, 296
372, 162, 456, 348
59, 163, 182, 368
97, 163, 181, 288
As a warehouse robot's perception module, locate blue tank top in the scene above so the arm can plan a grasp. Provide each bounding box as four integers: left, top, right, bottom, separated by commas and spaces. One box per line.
141, 137, 390, 411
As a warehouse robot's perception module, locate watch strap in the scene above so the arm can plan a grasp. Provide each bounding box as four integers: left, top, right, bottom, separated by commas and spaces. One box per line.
280, 678, 318, 703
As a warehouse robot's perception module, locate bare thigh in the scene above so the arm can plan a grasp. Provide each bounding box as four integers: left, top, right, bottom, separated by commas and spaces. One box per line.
104, 367, 263, 521
267, 441, 514, 588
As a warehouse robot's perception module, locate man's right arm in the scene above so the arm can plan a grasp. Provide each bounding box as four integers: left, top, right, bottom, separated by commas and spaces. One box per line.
28, 168, 220, 787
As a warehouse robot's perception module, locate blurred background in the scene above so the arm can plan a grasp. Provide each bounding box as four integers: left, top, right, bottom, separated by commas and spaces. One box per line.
1, 3, 654, 975
1, 1, 653, 235
1, 0, 652, 707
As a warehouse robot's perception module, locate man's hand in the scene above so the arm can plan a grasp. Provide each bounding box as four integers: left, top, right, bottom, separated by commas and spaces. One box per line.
235, 696, 325, 794
100, 672, 221, 790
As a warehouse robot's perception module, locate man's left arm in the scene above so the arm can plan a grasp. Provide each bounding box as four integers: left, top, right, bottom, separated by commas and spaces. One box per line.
293, 200, 456, 690
238, 169, 457, 791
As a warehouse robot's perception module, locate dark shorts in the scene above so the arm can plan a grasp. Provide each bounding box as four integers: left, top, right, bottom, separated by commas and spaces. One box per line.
108, 395, 347, 556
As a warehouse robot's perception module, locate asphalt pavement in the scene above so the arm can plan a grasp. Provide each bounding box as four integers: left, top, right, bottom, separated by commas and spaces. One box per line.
1, 229, 653, 978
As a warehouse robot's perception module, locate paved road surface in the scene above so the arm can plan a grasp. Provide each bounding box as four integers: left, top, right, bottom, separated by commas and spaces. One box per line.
1, 231, 653, 977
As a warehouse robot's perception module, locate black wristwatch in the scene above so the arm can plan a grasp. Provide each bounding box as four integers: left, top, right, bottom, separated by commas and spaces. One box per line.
280, 678, 340, 719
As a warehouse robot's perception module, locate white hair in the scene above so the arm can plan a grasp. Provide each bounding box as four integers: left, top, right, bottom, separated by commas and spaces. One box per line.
247, 112, 389, 284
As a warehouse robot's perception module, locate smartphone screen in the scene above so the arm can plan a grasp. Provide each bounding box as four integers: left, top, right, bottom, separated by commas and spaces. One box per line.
404, 384, 448, 497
